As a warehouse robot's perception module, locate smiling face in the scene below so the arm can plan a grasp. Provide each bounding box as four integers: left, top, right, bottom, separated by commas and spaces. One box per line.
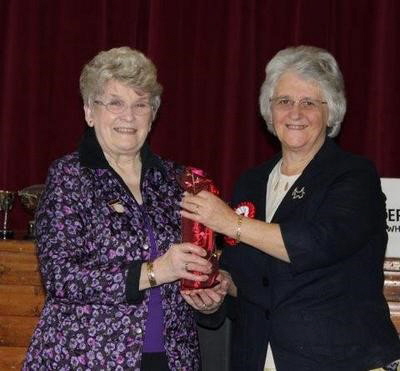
84, 79, 153, 159
271, 72, 329, 156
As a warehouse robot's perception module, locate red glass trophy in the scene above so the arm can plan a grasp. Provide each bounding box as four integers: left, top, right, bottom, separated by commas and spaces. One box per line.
178, 167, 219, 290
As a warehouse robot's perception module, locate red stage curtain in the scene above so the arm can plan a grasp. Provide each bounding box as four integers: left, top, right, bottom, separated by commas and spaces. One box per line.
1, 0, 399, 230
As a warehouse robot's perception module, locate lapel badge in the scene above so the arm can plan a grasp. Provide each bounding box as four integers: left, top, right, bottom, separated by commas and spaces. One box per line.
291, 187, 305, 200
108, 199, 125, 213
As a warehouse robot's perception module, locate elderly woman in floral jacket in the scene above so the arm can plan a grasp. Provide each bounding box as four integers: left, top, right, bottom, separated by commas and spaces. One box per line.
23, 47, 227, 371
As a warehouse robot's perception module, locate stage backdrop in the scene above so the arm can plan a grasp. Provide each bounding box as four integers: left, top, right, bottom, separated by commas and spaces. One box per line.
1, 0, 400, 233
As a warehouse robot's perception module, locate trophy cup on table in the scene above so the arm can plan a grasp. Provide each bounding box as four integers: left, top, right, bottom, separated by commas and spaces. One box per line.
18, 184, 45, 240
0, 190, 16, 239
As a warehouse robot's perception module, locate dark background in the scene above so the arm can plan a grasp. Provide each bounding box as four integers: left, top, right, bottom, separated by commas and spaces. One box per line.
1, 0, 399, 232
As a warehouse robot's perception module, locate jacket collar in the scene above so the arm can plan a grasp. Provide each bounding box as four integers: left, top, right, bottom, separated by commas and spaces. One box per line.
78, 126, 166, 176
271, 137, 341, 222
270, 137, 339, 181
244, 139, 338, 222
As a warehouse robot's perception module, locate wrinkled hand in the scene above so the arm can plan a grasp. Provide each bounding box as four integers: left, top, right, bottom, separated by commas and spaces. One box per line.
180, 190, 237, 236
181, 271, 230, 313
155, 242, 212, 284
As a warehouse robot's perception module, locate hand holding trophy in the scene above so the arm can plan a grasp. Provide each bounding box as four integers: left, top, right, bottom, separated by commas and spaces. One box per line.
0, 190, 15, 239
18, 184, 45, 239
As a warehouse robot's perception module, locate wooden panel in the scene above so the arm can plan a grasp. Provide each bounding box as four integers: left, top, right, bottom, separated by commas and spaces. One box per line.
0, 269, 42, 286
0, 346, 26, 370
0, 285, 44, 316
388, 301, 400, 335
384, 271, 400, 302
0, 250, 42, 285
0, 240, 39, 369
391, 315, 400, 332
0, 316, 38, 347
0, 284, 44, 295
0, 239, 36, 254
0, 250, 38, 265
384, 258, 400, 306
0, 240, 41, 286
384, 258, 400, 333
384, 258, 400, 271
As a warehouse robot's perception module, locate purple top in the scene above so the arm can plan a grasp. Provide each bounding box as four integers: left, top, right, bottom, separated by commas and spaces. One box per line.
141, 206, 165, 353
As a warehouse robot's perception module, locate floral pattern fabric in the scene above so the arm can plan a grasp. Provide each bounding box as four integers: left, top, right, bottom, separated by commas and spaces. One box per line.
23, 150, 200, 370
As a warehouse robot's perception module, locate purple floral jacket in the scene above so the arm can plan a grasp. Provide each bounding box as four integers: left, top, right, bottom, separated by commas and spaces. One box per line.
23, 128, 201, 370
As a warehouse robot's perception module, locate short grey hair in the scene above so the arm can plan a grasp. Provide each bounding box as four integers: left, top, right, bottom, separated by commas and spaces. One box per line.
80, 47, 163, 116
259, 45, 346, 137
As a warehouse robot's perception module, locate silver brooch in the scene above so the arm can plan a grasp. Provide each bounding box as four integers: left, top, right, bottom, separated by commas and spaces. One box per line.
291, 187, 305, 199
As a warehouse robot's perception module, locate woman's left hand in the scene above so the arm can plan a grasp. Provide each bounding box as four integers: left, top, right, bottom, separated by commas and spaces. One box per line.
181, 271, 229, 313
180, 190, 237, 236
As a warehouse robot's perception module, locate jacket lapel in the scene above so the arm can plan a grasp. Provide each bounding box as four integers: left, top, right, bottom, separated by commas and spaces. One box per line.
271, 138, 340, 223
254, 155, 281, 222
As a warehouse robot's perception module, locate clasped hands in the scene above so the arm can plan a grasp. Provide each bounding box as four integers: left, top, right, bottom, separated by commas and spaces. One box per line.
181, 270, 233, 314
178, 190, 238, 313
152, 241, 230, 313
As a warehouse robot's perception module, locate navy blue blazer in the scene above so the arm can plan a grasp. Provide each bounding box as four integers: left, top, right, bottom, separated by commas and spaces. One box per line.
207, 138, 400, 370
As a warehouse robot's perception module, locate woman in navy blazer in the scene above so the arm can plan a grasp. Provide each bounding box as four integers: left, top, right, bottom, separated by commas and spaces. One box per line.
181, 46, 400, 370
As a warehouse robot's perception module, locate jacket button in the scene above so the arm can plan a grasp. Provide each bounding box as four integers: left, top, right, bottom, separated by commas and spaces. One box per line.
265, 310, 270, 319
143, 244, 149, 250
262, 277, 269, 287
135, 327, 142, 335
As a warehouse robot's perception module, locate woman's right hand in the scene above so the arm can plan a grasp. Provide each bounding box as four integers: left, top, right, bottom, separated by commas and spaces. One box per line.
153, 243, 212, 284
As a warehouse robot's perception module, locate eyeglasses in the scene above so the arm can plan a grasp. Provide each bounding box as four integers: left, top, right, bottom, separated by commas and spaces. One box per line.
94, 99, 152, 116
269, 96, 327, 111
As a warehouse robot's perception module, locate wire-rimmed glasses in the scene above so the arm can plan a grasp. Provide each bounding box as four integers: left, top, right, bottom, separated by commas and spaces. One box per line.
269, 96, 327, 111
94, 99, 152, 116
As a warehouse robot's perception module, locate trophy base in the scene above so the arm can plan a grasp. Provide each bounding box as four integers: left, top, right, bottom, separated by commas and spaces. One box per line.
0, 229, 14, 240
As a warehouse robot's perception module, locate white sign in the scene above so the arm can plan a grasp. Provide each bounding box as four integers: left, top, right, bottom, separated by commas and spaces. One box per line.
381, 178, 400, 257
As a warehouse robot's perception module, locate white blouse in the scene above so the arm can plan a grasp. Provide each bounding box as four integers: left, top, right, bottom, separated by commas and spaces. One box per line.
265, 159, 301, 222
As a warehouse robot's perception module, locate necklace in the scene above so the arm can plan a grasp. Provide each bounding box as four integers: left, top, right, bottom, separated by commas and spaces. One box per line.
273, 161, 289, 191
274, 177, 289, 191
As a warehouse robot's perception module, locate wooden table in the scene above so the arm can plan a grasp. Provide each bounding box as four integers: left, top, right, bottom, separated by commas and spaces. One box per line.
0, 239, 399, 370
0, 239, 44, 370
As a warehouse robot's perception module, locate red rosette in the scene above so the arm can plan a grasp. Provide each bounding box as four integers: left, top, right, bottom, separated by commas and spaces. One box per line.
225, 201, 256, 246
178, 167, 220, 290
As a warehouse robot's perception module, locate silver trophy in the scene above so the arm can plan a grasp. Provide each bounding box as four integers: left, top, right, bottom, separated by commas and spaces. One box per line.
0, 190, 16, 239
18, 184, 45, 239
